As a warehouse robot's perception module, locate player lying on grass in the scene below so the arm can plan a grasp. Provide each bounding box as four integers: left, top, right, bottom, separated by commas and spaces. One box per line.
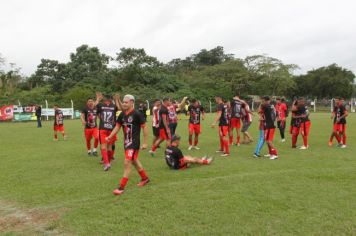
106, 94, 150, 196
53, 105, 67, 141
165, 134, 213, 170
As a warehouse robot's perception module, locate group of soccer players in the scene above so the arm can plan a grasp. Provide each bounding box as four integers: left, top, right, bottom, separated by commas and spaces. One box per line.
51, 93, 349, 196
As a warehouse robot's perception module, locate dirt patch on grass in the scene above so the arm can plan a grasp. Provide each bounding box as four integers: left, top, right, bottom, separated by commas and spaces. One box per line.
0, 200, 66, 235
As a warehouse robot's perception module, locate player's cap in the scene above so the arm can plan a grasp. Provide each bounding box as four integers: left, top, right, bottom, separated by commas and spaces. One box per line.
171, 134, 181, 142
124, 94, 135, 102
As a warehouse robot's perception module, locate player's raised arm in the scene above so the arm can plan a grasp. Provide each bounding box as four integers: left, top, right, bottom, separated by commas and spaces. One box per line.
94, 92, 103, 106
177, 96, 188, 111
114, 93, 123, 111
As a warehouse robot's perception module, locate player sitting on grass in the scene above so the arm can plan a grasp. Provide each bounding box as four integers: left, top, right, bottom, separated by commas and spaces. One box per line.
165, 134, 213, 170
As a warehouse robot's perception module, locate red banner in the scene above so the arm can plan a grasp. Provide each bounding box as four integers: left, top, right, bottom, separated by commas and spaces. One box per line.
0, 105, 14, 121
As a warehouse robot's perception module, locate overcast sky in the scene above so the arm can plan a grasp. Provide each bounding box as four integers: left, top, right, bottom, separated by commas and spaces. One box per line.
1, 0, 355, 75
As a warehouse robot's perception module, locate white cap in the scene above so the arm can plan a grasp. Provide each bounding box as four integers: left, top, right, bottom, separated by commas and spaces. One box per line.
123, 94, 135, 102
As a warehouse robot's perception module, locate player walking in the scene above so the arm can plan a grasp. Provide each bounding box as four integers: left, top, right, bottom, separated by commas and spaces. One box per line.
53, 105, 66, 141
262, 96, 278, 160
107, 95, 150, 196
275, 97, 288, 142
229, 95, 242, 146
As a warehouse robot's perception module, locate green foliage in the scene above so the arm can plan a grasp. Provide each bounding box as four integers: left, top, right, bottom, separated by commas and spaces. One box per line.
0, 46, 355, 107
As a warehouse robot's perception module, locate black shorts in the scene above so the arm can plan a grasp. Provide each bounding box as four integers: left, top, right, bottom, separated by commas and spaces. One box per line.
152, 127, 160, 137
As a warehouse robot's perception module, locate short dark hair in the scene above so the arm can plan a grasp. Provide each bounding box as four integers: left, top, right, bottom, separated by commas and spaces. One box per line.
103, 94, 112, 100
262, 96, 270, 101
163, 97, 170, 102
191, 98, 197, 103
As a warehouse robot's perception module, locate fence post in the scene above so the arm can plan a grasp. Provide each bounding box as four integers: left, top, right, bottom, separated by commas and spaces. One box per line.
71, 100, 74, 119
209, 101, 212, 113
45, 100, 49, 121
330, 98, 334, 112
314, 99, 317, 112
252, 100, 255, 111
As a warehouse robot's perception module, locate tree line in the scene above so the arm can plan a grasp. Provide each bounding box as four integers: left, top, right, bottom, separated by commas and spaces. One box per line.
0, 45, 355, 109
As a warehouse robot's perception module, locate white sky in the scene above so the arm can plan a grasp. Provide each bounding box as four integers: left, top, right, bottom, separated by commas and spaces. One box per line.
0, 0, 355, 75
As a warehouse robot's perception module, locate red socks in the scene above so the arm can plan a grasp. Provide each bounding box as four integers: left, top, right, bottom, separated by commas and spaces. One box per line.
229, 135, 233, 145
94, 139, 99, 148
203, 160, 208, 165
237, 135, 240, 144
219, 137, 224, 151
101, 149, 109, 165
302, 135, 308, 147
292, 134, 298, 147
108, 150, 113, 161
194, 138, 198, 146
120, 177, 129, 190
223, 139, 229, 154
139, 170, 148, 180
151, 145, 157, 152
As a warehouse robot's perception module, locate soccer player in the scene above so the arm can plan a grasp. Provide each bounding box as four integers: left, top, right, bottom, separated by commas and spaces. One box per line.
329, 98, 348, 148
261, 96, 278, 160
240, 100, 253, 144
229, 95, 242, 146
107, 94, 150, 196
212, 96, 230, 157
53, 105, 66, 141
150, 97, 171, 155
253, 104, 265, 158
150, 99, 161, 154
167, 97, 188, 136
275, 97, 288, 142
81, 98, 99, 156
291, 98, 311, 150
165, 135, 213, 170
187, 99, 205, 150
138, 102, 148, 122
96, 93, 118, 171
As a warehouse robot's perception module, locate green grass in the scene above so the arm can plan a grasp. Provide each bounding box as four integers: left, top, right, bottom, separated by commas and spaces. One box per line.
0, 113, 355, 235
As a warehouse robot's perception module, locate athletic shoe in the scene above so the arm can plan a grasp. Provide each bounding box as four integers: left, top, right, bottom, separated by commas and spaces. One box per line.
281, 139, 286, 143
92, 151, 98, 156
193, 146, 200, 150
87, 151, 92, 156
264, 154, 271, 157
113, 188, 124, 196
253, 153, 261, 158
215, 150, 224, 153
221, 153, 230, 157
270, 155, 278, 160
149, 150, 155, 156
292, 145, 297, 148
206, 157, 214, 164
299, 146, 308, 150
337, 143, 343, 147
188, 146, 193, 150
328, 141, 333, 147
104, 165, 111, 171
340, 145, 347, 148
137, 178, 150, 187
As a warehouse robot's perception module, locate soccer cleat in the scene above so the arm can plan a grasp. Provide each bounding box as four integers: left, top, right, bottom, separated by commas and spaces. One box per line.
87, 151, 92, 156
137, 178, 150, 187
188, 146, 193, 150
220, 153, 230, 157
264, 154, 271, 157
337, 143, 343, 147
92, 151, 98, 156
215, 150, 224, 153
281, 139, 286, 143
113, 188, 124, 196
340, 145, 347, 148
193, 146, 200, 150
253, 153, 261, 158
104, 165, 111, 171
269, 155, 278, 160
299, 146, 308, 150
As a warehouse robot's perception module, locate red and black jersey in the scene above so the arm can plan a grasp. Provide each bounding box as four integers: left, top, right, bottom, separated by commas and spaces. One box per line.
217, 103, 229, 126
116, 109, 145, 150
298, 105, 310, 123
54, 110, 64, 126
167, 104, 178, 124
188, 105, 204, 124
97, 103, 118, 131
262, 104, 276, 129
152, 106, 160, 128
334, 105, 347, 124
165, 146, 184, 170
159, 105, 169, 129
231, 100, 242, 118
82, 107, 97, 128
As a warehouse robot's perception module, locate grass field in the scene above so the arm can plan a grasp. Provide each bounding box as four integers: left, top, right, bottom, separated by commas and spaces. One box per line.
0, 112, 355, 235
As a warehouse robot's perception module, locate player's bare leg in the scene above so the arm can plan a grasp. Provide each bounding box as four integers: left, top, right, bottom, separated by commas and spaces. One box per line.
101, 143, 111, 171
132, 159, 149, 186
184, 155, 213, 165
54, 131, 58, 141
